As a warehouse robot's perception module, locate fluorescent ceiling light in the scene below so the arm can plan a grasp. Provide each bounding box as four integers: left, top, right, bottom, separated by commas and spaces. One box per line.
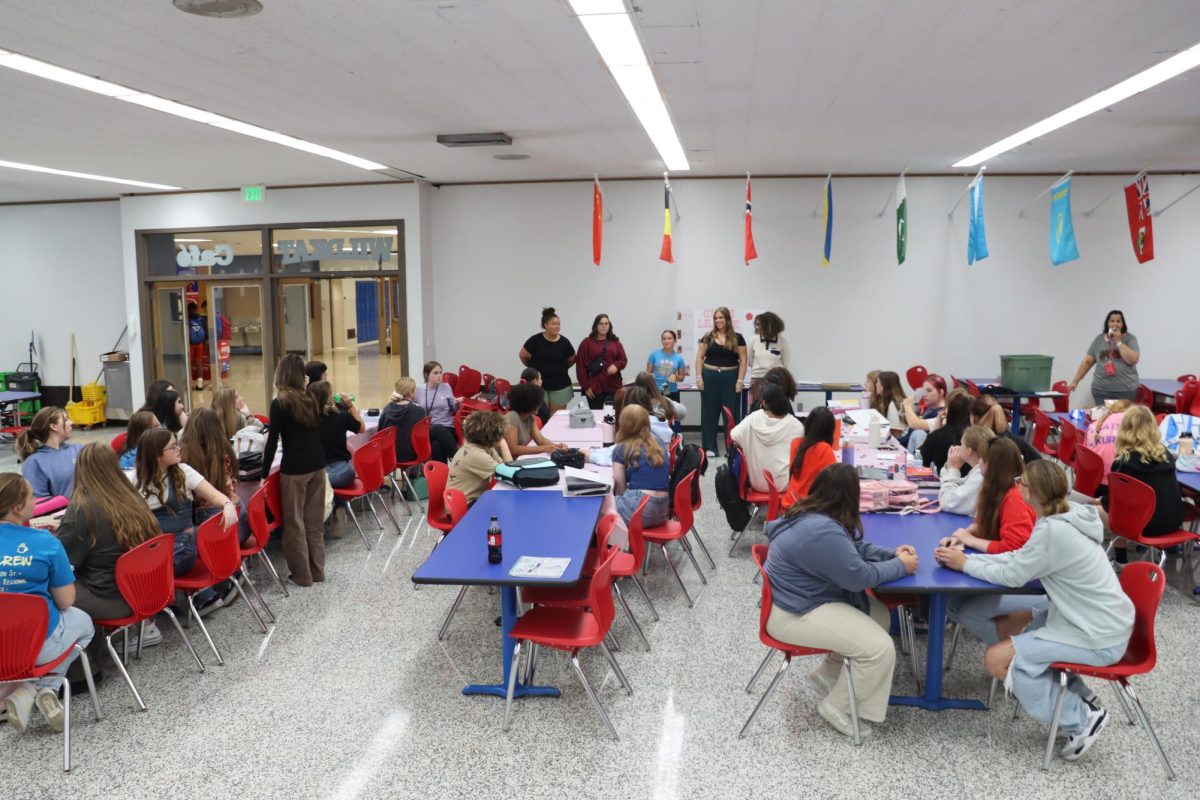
568, 1, 689, 171
0, 48, 389, 173
0, 158, 181, 190
953, 41, 1200, 168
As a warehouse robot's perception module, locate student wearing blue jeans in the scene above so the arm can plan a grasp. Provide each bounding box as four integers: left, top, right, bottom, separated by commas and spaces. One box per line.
611, 405, 671, 528
0, 474, 95, 734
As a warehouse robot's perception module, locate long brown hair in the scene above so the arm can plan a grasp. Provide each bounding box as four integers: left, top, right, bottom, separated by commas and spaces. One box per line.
15, 406, 66, 461
702, 306, 736, 347
180, 408, 236, 495
871, 371, 906, 418
211, 387, 242, 438
135, 427, 187, 510
974, 437, 1026, 540
633, 372, 675, 421
615, 405, 665, 469
72, 443, 159, 550
274, 354, 318, 428
122, 411, 159, 456
0, 474, 31, 520
785, 463, 863, 540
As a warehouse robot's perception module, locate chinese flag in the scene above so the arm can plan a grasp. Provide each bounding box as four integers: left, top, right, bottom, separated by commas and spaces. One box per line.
1123, 175, 1154, 264
592, 178, 603, 266
744, 174, 758, 265
659, 176, 674, 263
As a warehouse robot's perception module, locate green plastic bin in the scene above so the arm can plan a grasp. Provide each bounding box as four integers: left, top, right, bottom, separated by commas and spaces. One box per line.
0, 371, 41, 415
1000, 355, 1054, 393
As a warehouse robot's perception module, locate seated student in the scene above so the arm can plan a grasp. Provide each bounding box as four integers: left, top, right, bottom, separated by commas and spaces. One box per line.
971, 394, 1042, 464
413, 361, 460, 463
633, 371, 686, 424
871, 371, 909, 437
586, 387, 673, 467
447, 411, 513, 505
16, 406, 82, 499
305, 360, 328, 387
0, 474, 95, 734
938, 426, 995, 515
731, 383, 804, 494
503, 383, 566, 457
941, 437, 1045, 649
612, 405, 671, 527
764, 464, 918, 738
762, 366, 799, 414
378, 376, 425, 463
1100, 405, 1186, 560
1085, 399, 1132, 492
782, 405, 837, 510
520, 367, 552, 426
308, 381, 364, 490
180, 408, 251, 545
119, 411, 159, 470
152, 388, 188, 434
918, 389, 973, 473
138, 379, 175, 414
936, 460, 1133, 762
901, 374, 949, 451
57, 443, 162, 646
212, 387, 262, 437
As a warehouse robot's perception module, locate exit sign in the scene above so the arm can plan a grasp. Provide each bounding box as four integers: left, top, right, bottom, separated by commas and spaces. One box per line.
242, 185, 266, 203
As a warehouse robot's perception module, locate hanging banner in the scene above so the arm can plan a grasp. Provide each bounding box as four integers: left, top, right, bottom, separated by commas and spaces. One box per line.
1123, 175, 1154, 264
1049, 177, 1080, 266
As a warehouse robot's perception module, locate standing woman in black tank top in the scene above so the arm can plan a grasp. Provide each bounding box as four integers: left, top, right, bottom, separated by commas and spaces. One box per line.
694, 306, 747, 457
262, 354, 328, 587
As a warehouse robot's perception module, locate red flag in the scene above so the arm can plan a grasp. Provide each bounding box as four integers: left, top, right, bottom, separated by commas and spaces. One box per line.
592, 177, 603, 266
659, 175, 674, 263
1123, 175, 1154, 263
744, 174, 758, 265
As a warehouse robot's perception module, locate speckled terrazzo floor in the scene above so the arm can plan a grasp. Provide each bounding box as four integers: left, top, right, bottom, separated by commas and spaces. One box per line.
2, 449, 1199, 800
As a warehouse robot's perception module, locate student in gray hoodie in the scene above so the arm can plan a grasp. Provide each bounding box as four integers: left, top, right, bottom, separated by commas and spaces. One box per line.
936, 460, 1134, 763
764, 464, 918, 738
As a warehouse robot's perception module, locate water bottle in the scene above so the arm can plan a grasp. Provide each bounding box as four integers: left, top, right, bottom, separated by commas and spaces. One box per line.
868, 418, 882, 448
487, 516, 502, 564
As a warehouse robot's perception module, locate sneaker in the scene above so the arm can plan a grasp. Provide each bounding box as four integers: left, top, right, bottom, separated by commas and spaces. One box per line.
807, 668, 837, 698
817, 698, 872, 739
3, 686, 35, 734
1061, 706, 1109, 761
128, 620, 164, 649
34, 688, 65, 733
196, 594, 224, 618
221, 578, 243, 606
705, 450, 717, 459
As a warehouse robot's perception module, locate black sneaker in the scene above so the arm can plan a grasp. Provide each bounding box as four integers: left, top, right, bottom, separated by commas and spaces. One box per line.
1061, 706, 1109, 761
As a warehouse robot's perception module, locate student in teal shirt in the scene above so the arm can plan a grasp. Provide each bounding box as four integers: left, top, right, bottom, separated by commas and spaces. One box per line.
646, 329, 687, 400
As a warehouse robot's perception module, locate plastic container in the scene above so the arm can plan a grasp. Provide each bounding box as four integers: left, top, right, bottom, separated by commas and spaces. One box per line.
67, 401, 106, 426
81, 382, 107, 405
999, 355, 1054, 393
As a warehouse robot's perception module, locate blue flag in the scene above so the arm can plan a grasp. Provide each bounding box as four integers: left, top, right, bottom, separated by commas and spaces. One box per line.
1049, 177, 1079, 265
821, 176, 833, 266
967, 174, 988, 265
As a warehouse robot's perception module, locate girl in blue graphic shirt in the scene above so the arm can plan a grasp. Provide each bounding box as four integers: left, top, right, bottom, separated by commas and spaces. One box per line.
647, 329, 687, 403
16, 406, 83, 499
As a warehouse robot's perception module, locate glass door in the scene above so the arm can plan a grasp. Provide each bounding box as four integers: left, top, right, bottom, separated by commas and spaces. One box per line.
207, 283, 266, 409
148, 283, 193, 409
276, 279, 314, 361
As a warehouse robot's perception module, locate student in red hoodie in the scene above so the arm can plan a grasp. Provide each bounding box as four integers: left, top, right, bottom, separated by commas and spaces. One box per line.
942, 437, 1045, 646
781, 406, 838, 510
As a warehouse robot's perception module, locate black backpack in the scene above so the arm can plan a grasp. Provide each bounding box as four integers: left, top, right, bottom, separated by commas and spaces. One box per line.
714, 461, 751, 532
669, 441, 705, 507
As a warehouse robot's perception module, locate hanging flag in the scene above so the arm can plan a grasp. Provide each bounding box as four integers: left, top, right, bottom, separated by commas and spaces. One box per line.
895, 176, 908, 265
744, 174, 758, 265
1123, 175, 1154, 263
659, 175, 674, 263
1049, 177, 1080, 266
821, 176, 833, 266
967, 174, 989, 265
592, 177, 603, 266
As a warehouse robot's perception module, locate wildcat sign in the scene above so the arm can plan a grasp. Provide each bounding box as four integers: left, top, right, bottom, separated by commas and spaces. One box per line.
275, 237, 394, 265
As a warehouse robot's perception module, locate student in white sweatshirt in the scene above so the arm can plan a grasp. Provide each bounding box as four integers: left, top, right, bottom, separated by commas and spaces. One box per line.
937, 425, 995, 514
935, 460, 1134, 763
730, 383, 803, 494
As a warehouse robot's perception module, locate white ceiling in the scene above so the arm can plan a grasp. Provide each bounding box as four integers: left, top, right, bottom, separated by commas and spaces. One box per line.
1, 0, 1199, 202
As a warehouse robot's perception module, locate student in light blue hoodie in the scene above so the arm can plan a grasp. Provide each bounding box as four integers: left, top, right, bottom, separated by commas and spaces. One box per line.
936, 460, 1134, 764
16, 406, 82, 499
118, 411, 159, 471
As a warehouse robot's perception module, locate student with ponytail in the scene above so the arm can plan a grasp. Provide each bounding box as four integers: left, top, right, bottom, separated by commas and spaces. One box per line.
16, 406, 82, 498
970, 394, 1042, 464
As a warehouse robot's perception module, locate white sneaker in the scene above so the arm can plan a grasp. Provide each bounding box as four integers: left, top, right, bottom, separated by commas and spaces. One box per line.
34, 688, 65, 733
127, 620, 164, 649
1061, 706, 1109, 761
705, 450, 717, 458
817, 698, 872, 739
807, 668, 837, 697
4, 685, 36, 734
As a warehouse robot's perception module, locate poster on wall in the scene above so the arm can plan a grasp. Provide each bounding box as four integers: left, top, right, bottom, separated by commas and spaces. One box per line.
673, 308, 764, 378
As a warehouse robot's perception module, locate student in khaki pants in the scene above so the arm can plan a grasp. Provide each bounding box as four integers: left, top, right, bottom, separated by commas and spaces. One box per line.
262, 355, 328, 586
763, 464, 919, 738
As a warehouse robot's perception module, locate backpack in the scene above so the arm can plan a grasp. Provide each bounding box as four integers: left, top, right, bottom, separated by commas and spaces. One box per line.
669, 441, 705, 508
188, 316, 206, 344
714, 462, 752, 532
494, 458, 560, 489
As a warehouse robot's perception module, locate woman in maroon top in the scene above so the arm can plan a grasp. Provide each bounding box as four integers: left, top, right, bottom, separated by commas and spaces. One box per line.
576, 313, 628, 410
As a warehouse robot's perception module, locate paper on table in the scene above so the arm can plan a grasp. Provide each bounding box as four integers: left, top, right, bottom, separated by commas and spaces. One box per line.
509, 556, 571, 579
564, 465, 613, 486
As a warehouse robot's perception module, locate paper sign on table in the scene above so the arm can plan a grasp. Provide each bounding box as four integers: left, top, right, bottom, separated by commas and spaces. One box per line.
509, 556, 572, 579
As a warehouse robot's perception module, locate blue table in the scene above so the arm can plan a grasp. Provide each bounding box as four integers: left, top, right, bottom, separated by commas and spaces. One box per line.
966, 378, 1063, 437
412, 491, 603, 699
863, 512, 1043, 711
1142, 379, 1183, 402
0, 390, 40, 432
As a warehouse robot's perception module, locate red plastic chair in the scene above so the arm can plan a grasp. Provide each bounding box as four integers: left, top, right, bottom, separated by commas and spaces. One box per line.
435, 486, 475, 641
254, 414, 270, 426
1135, 385, 1154, 407
739, 544, 861, 743
1056, 418, 1078, 469
370, 425, 413, 516
730, 454, 771, 557
263, 471, 283, 536
482, 373, 496, 391
92, 534, 205, 710
639, 471, 707, 606
502, 549, 631, 740
457, 366, 483, 398
444, 488, 468, 527
333, 439, 400, 546
1031, 407, 1059, 459
1072, 445, 1104, 498
1187, 382, 1200, 417
453, 398, 492, 444
110, 432, 127, 452
0, 594, 103, 772
392, 417, 432, 514
1042, 563, 1172, 776
442, 371, 458, 392
721, 405, 736, 454
174, 513, 268, 665
244, 488, 289, 598
1050, 380, 1071, 413
906, 365, 928, 391
1177, 373, 1197, 383
423, 461, 453, 538
1105, 473, 1200, 565
962, 379, 982, 399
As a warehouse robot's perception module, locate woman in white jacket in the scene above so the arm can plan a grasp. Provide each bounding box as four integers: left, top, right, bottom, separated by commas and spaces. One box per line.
937, 426, 995, 514
730, 383, 803, 494
935, 460, 1134, 763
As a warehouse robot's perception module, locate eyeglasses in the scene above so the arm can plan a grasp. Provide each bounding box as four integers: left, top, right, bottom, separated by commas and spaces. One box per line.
166, 442, 181, 452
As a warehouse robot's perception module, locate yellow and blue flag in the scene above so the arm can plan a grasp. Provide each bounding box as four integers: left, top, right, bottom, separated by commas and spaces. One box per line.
821, 176, 833, 266
1049, 177, 1079, 266
967, 174, 988, 265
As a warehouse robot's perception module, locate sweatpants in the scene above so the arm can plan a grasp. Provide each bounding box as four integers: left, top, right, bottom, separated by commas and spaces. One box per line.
280, 469, 327, 586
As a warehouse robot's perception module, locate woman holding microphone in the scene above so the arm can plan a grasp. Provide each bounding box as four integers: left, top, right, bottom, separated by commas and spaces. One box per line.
1066, 310, 1140, 406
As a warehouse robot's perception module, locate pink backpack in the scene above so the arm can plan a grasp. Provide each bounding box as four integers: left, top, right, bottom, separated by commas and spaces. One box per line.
859, 479, 935, 513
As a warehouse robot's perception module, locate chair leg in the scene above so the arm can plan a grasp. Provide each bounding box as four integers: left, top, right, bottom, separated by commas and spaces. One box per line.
74, 645, 103, 721
402, 469, 427, 514
241, 565, 276, 623
1111, 680, 1137, 725
944, 623, 962, 672
231, 574, 269, 633
345, 504, 371, 550
524, 643, 539, 686
60, 675, 71, 772
258, 550, 289, 598
390, 474, 413, 515
598, 640, 634, 695
612, 583, 650, 652
745, 648, 775, 694
1123, 681, 1176, 780
104, 631, 147, 711
1042, 671, 1069, 770
364, 493, 385, 531
628, 575, 659, 622
739, 653, 791, 738
161, 607, 205, 673
375, 490, 405, 535
690, 525, 716, 570
605, 631, 621, 653
438, 586, 469, 641
986, 677, 998, 710
902, 609, 923, 694
136, 619, 145, 661
678, 537, 708, 585
842, 656, 863, 747
659, 544, 694, 607
570, 652, 619, 740
187, 593, 225, 665
728, 525, 749, 557
502, 640, 522, 732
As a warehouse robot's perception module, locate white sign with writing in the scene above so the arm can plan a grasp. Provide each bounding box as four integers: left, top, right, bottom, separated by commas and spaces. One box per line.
275, 237, 393, 265
176, 244, 234, 268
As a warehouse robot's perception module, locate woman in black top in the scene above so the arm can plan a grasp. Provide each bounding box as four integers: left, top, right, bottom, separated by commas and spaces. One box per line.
378, 376, 426, 463
519, 307, 576, 413
263, 354, 327, 587
918, 389, 973, 473
309, 380, 364, 489
694, 306, 747, 457
1101, 406, 1185, 550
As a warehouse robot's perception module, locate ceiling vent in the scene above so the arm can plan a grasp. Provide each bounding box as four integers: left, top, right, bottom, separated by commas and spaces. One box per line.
172, 0, 263, 18
436, 132, 513, 148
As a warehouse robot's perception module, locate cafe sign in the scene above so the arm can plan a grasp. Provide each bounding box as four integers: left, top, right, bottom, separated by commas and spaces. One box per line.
275, 237, 394, 265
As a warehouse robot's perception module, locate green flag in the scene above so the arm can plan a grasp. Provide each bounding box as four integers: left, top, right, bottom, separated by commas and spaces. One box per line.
896, 176, 908, 265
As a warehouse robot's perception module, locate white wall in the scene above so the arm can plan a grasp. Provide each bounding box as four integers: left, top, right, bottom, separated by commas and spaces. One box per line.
117, 182, 426, 400
0, 201, 126, 387
430, 176, 1200, 407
